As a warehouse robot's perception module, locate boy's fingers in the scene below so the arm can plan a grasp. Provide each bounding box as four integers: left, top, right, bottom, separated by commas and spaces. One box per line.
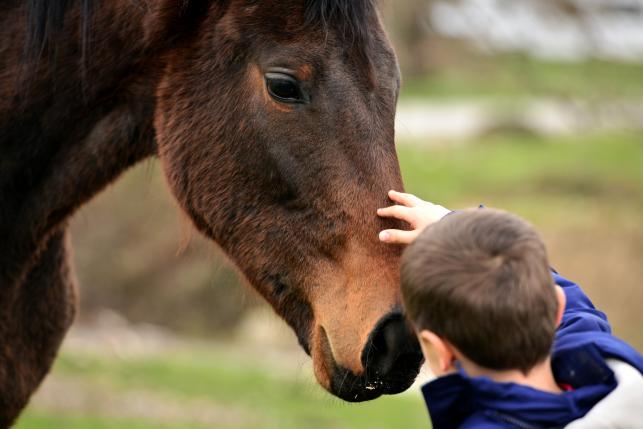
377, 205, 412, 222
388, 190, 420, 207
379, 229, 418, 244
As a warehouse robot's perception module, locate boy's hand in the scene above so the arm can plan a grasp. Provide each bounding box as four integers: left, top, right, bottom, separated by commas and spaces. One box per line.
377, 190, 451, 244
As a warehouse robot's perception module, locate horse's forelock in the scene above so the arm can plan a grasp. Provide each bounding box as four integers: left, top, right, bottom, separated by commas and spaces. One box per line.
304, 0, 376, 44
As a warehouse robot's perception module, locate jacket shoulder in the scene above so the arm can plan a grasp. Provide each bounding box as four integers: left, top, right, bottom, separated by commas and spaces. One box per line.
565, 360, 643, 429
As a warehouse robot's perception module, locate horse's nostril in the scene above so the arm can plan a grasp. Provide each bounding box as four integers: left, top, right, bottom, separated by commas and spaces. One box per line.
362, 313, 423, 380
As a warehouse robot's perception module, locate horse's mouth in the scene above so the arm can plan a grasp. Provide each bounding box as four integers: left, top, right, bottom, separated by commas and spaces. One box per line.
330, 354, 423, 402
328, 351, 423, 402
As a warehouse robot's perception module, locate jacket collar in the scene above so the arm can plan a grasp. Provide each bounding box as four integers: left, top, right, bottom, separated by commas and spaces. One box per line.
422, 343, 616, 429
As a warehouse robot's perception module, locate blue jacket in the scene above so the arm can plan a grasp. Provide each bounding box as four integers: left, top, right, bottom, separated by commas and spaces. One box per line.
421, 272, 643, 429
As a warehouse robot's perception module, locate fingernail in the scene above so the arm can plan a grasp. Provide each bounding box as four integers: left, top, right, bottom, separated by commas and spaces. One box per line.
379, 231, 390, 242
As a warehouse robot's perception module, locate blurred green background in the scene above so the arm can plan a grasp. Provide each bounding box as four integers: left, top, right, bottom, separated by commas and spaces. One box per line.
17, 1, 643, 428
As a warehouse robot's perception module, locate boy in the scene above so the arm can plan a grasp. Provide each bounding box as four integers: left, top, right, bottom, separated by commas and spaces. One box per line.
377, 190, 643, 429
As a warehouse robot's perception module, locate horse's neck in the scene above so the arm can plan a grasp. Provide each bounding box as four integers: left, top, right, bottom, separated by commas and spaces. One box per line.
0, 1, 180, 285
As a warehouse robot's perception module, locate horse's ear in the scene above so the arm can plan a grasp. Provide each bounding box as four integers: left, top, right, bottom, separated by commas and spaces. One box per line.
144, 0, 228, 45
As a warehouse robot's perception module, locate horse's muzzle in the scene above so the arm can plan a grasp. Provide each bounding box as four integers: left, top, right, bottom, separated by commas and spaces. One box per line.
328, 312, 424, 402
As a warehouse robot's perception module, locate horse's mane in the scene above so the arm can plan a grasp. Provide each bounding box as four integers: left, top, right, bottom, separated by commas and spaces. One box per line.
25, 0, 93, 60
24, 0, 375, 59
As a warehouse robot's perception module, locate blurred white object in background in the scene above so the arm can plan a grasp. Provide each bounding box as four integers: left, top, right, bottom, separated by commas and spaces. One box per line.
431, 0, 643, 62
395, 99, 643, 142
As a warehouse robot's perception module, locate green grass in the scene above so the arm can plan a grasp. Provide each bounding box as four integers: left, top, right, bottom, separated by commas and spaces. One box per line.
16, 413, 208, 429
398, 132, 643, 222
16, 349, 429, 429
401, 57, 643, 99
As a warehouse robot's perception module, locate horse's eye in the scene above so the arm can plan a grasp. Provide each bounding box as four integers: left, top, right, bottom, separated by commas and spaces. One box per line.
265, 73, 306, 104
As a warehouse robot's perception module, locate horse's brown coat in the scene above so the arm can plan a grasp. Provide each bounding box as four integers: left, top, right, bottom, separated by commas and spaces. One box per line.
0, 0, 421, 425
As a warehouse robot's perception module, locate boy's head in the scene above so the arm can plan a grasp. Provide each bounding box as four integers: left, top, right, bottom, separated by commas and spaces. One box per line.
401, 209, 565, 376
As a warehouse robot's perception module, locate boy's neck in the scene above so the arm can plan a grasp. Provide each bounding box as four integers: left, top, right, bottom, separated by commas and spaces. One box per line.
459, 357, 562, 394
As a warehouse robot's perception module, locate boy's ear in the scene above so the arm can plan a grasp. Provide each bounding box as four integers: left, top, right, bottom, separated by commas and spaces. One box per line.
418, 330, 456, 375
554, 285, 566, 327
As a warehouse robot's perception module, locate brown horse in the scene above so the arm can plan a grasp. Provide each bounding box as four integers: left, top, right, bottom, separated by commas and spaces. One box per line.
0, 0, 422, 425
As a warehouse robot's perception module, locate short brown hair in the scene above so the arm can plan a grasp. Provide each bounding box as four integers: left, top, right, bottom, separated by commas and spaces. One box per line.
401, 209, 558, 373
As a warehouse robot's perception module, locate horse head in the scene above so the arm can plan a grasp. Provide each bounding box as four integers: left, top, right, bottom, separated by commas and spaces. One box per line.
155, 0, 422, 401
